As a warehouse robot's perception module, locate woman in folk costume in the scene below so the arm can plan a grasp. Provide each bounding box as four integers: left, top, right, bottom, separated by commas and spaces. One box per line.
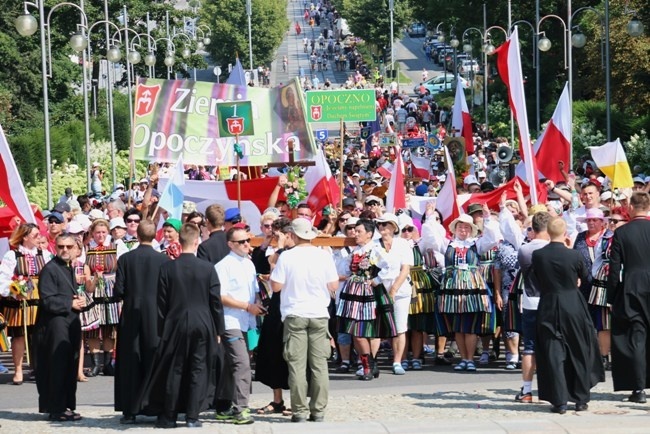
337, 218, 398, 381
83, 219, 119, 376
421, 204, 502, 372
398, 213, 441, 370
0, 223, 52, 384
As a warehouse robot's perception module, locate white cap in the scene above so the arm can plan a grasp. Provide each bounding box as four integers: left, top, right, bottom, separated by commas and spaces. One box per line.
73, 214, 92, 231
600, 191, 612, 201
139, 178, 149, 184
66, 221, 85, 234
645, 176, 650, 184
109, 217, 127, 230
88, 209, 105, 220
477, 171, 487, 179
397, 213, 414, 230
633, 176, 646, 185
92, 161, 100, 167
463, 175, 479, 186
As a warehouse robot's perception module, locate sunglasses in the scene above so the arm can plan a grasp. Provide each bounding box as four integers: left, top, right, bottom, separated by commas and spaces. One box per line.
126, 218, 141, 223
48, 220, 62, 224
377, 222, 393, 228
609, 219, 625, 224
339, 218, 349, 223
366, 201, 380, 206
57, 244, 75, 249
401, 227, 415, 233
263, 224, 273, 229
227, 218, 242, 224
231, 238, 251, 245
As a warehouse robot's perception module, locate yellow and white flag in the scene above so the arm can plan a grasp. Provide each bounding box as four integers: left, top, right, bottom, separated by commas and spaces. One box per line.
589, 138, 634, 189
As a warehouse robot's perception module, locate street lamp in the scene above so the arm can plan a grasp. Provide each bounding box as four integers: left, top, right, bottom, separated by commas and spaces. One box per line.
246, 0, 254, 83
15, 1, 89, 207
627, 16, 645, 37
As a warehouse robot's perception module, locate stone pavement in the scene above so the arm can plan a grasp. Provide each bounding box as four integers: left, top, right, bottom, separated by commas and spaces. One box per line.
2, 376, 650, 433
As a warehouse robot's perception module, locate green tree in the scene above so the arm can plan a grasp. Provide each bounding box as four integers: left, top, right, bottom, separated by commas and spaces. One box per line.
202, 0, 288, 71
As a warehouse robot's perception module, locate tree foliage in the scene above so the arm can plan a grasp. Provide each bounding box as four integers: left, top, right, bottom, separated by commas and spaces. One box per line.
202, 0, 288, 72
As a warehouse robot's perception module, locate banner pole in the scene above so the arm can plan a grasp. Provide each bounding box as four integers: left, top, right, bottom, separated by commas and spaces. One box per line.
236, 133, 241, 211
338, 117, 345, 209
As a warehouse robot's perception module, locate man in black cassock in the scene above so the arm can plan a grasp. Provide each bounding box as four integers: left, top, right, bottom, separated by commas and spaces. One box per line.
138, 223, 225, 428
608, 192, 650, 403
114, 220, 170, 424
196, 203, 231, 412
532, 218, 604, 414
36, 233, 86, 421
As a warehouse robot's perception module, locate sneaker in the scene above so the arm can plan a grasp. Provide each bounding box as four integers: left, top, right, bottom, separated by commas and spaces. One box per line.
216, 407, 239, 421
392, 362, 406, 375
478, 352, 490, 365
435, 356, 452, 366
423, 345, 435, 355
505, 361, 518, 370
335, 362, 350, 373
515, 387, 533, 403
232, 409, 254, 425
0, 363, 9, 374
355, 364, 364, 377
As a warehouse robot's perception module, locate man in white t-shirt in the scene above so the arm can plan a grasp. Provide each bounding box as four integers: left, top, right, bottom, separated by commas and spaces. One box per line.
271, 219, 338, 423
516, 211, 551, 404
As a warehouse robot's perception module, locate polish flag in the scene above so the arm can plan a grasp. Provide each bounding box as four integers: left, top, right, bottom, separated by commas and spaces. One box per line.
157, 177, 281, 227
376, 160, 394, 179
532, 83, 571, 183
451, 75, 474, 155
410, 155, 431, 179
494, 27, 540, 204
0, 122, 35, 224
436, 147, 461, 229
304, 148, 341, 212
462, 177, 544, 212
386, 147, 406, 212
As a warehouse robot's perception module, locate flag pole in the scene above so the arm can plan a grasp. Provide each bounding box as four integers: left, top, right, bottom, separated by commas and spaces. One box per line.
338, 117, 345, 209
236, 133, 241, 211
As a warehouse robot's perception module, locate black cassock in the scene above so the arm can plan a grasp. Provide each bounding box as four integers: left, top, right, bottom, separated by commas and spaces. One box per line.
532, 242, 604, 406
35, 256, 81, 415
114, 245, 170, 415
607, 218, 650, 391
138, 253, 225, 420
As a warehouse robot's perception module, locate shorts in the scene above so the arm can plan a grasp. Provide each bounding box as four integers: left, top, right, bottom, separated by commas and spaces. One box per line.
393, 296, 410, 334
521, 308, 537, 355
337, 332, 352, 346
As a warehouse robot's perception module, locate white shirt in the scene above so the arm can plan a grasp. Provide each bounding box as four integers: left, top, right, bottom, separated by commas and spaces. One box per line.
271, 245, 338, 321
215, 252, 258, 331
374, 237, 413, 298
0, 245, 52, 297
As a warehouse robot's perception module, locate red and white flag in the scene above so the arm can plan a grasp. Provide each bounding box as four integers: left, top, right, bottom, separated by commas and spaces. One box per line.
410, 155, 431, 179
495, 27, 540, 204
376, 160, 394, 179
436, 147, 461, 228
451, 75, 474, 154
386, 147, 406, 212
304, 148, 341, 212
0, 122, 35, 224
532, 83, 571, 183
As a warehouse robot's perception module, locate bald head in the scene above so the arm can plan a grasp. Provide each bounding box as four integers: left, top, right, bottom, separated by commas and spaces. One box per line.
547, 217, 567, 241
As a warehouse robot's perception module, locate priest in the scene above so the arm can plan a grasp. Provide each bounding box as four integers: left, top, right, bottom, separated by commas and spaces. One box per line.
36, 234, 86, 422
138, 223, 225, 428
114, 219, 170, 423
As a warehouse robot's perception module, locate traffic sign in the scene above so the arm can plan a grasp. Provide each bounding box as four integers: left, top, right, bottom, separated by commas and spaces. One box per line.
315, 129, 328, 141
213, 66, 222, 76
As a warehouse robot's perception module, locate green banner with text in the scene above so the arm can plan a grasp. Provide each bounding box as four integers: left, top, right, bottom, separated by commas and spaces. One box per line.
305, 89, 376, 123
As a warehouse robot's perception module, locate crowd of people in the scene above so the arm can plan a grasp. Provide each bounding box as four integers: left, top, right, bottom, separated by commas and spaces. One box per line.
2, 147, 650, 424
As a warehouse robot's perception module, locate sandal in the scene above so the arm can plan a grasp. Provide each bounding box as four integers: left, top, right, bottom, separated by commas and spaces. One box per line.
256, 400, 285, 415
411, 359, 423, 370
454, 360, 468, 371
50, 411, 82, 422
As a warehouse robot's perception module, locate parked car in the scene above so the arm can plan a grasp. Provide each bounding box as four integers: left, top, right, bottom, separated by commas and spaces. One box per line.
413, 75, 470, 95
458, 59, 480, 74
408, 23, 427, 37
446, 53, 470, 71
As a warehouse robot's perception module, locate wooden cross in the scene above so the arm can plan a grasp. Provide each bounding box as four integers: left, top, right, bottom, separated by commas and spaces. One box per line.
266, 138, 316, 169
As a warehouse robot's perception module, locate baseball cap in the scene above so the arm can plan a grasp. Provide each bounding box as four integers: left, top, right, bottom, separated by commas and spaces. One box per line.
163, 218, 182, 233
633, 176, 646, 185
88, 209, 105, 220
364, 195, 382, 205
463, 175, 479, 186
48, 212, 65, 223
53, 202, 71, 213
182, 201, 197, 214
109, 217, 127, 230
66, 221, 85, 234
224, 208, 241, 222
342, 197, 356, 208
